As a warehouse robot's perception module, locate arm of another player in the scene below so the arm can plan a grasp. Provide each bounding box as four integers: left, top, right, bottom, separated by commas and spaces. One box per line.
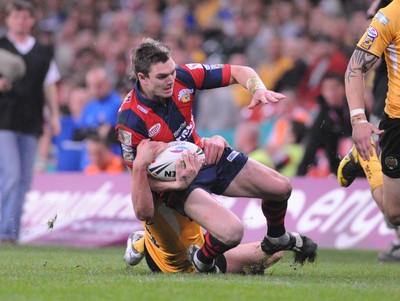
345, 48, 384, 160
229, 65, 286, 109
201, 135, 228, 165
148, 150, 203, 191
131, 139, 168, 220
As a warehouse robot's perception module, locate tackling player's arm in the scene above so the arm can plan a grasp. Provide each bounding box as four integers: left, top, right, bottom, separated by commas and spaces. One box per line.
344, 47, 383, 160
201, 135, 228, 165
130, 140, 202, 220
130, 140, 166, 220
229, 65, 286, 109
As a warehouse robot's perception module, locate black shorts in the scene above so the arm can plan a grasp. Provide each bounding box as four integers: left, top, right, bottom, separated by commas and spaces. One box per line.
379, 113, 400, 178
165, 147, 248, 215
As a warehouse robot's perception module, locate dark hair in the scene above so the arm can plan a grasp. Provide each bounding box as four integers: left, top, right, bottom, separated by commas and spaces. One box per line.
291, 120, 307, 144
5, 0, 34, 17
321, 72, 344, 85
130, 38, 171, 80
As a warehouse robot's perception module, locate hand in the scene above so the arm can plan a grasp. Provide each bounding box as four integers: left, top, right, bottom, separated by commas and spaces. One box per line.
352, 122, 383, 161
0, 78, 11, 92
174, 150, 202, 189
248, 89, 286, 109
201, 135, 226, 165
50, 115, 61, 136
135, 139, 168, 169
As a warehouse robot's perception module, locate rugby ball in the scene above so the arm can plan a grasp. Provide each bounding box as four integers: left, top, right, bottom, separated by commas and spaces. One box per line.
147, 141, 205, 181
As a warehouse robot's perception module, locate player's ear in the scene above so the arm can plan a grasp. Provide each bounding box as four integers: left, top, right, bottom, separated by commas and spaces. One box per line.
137, 72, 147, 81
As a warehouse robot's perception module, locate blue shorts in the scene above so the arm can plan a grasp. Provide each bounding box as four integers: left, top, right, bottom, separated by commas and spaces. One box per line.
166, 147, 248, 215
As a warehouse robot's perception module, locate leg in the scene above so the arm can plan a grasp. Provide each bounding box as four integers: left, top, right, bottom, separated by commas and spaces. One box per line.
224, 242, 283, 274
224, 158, 291, 238
378, 221, 400, 262
224, 158, 317, 264
14, 133, 38, 239
0, 131, 21, 242
184, 189, 244, 273
382, 175, 400, 225
185, 188, 244, 246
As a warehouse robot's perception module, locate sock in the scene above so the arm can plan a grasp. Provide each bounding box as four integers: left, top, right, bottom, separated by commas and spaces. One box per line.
196, 232, 232, 264
262, 199, 287, 238
358, 143, 383, 191
133, 236, 145, 255
265, 232, 290, 246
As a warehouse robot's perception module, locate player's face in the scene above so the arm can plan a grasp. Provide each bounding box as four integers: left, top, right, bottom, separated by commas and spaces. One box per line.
141, 58, 177, 99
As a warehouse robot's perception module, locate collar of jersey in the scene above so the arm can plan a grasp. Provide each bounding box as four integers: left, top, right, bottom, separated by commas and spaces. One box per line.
134, 82, 168, 108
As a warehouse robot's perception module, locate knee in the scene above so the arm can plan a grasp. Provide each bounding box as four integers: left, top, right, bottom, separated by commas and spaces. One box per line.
275, 176, 292, 201
218, 220, 244, 247
385, 212, 400, 227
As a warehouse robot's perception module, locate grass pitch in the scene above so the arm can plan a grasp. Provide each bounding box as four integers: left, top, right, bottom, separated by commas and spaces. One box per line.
0, 245, 399, 301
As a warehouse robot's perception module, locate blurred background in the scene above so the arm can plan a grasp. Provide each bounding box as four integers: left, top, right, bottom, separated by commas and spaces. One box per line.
0, 0, 380, 178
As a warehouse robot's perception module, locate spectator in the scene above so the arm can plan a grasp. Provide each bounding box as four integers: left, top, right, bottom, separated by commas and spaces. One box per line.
234, 121, 275, 168
0, 0, 60, 244
297, 72, 352, 176
74, 66, 122, 166
53, 86, 90, 171
270, 119, 307, 178
296, 34, 348, 109
84, 132, 125, 174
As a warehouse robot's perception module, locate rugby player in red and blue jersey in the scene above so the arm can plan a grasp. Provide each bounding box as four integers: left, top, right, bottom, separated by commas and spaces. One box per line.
116, 38, 317, 273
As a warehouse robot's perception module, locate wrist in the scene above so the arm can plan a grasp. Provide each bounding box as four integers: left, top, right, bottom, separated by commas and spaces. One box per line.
246, 77, 266, 96
350, 108, 365, 117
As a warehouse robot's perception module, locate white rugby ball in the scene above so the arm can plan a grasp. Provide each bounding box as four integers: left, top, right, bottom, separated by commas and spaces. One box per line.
147, 141, 205, 181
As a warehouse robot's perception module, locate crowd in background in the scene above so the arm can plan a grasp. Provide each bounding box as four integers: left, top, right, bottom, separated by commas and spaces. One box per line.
0, 0, 379, 176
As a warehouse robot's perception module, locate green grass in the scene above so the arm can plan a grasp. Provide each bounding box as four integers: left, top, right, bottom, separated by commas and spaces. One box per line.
0, 245, 399, 301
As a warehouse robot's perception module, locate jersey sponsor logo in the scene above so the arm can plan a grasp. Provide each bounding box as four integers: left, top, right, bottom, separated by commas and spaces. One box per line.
227, 150, 240, 162
118, 129, 132, 145
174, 120, 194, 141
178, 88, 194, 103
375, 11, 389, 26
137, 105, 149, 114
360, 26, 378, 50
148, 123, 161, 137
203, 64, 224, 70
185, 63, 203, 70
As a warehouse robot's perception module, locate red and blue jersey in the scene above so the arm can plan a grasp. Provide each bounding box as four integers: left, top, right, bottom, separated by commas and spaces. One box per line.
116, 63, 231, 167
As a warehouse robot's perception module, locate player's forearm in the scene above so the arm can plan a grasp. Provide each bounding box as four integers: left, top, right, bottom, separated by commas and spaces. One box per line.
131, 165, 154, 221
147, 176, 187, 192
344, 49, 378, 124
230, 65, 266, 94
44, 83, 60, 119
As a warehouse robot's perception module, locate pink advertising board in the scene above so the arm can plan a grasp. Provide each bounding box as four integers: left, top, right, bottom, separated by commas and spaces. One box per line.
20, 174, 394, 250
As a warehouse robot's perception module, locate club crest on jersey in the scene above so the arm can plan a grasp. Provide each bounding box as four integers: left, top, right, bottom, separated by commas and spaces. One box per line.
118, 129, 132, 145
148, 123, 161, 137
360, 26, 378, 50
178, 89, 193, 103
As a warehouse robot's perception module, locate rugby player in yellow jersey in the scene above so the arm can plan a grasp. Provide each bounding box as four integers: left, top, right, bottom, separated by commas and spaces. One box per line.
338, 0, 400, 228
124, 137, 282, 274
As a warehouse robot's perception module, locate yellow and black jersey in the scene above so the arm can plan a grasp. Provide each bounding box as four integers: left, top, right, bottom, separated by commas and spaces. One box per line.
142, 196, 204, 273
357, 0, 400, 118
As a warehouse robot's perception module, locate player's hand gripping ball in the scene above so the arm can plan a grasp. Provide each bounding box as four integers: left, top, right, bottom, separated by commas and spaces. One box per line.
147, 141, 205, 181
